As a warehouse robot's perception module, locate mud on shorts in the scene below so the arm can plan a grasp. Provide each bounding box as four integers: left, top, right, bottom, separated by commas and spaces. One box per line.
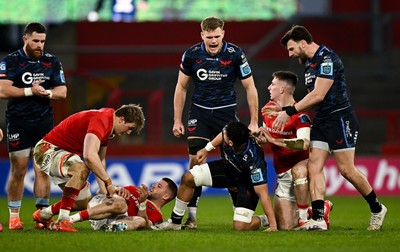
88, 194, 127, 230
33, 139, 84, 185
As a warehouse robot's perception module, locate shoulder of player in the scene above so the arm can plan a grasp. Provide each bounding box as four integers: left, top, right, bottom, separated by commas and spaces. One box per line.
186, 43, 202, 54
317, 45, 340, 62
42, 52, 60, 61
1, 50, 20, 62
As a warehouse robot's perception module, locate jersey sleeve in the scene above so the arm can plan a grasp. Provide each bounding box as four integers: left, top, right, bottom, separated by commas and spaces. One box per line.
51, 57, 66, 87
0, 54, 16, 81
293, 113, 312, 130
316, 52, 335, 80
87, 114, 112, 145
236, 50, 252, 80
179, 50, 193, 76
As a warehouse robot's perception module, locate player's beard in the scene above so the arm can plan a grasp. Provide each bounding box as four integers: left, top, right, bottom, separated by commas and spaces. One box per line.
298, 50, 308, 65
25, 44, 42, 60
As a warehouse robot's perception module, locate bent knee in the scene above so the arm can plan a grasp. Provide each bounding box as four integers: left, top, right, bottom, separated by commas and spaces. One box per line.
181, 172, 195, 187
113, 198, 128, 213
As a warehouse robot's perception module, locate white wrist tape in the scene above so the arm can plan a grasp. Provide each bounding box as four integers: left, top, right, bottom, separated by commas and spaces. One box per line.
139, 201, 146, 211
46, 90, 53, 99
205, 142, 216, 152
24, 88, 33, 96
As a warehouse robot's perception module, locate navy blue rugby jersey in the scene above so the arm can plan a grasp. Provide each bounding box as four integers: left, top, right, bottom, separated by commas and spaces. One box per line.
221, 135, 268, 186
0, 49, 66, 120
304, 45, 351, 117
180, 41, 252, 108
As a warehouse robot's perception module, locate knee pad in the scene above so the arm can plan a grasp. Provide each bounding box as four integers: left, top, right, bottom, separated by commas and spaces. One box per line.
293, 178, 308, 186
189, 163, 212, 186
233, 207, 254, 223
188, 138, 209, 155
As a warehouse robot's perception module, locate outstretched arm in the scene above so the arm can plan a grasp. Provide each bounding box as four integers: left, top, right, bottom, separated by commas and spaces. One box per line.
172, 71, 190, 138
241, 76, 259, 132
254, 184, 277, 232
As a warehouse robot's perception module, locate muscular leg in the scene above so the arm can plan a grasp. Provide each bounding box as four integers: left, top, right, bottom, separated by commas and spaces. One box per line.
33, 162, 50, 209
170, 171, 197, 224
7, 155, 29, 218
186, 138, 208, 226
88, 197, 128, 220
58, 163, 90, 220
334, 150, 382, 213
334, 150, 372, 195
292, 159, 310, 224
308, 147, 329, 221
274, 198, 298, 230
115, 216, 147, 230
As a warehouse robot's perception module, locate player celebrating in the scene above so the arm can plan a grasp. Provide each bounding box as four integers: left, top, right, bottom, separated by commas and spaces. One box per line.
69, 178, 177, 231
153, 121, 277, 232
172, 16, 259, 229
258, 71, 332, 230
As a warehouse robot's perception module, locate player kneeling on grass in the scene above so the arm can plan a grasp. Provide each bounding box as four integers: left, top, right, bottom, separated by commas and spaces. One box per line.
152, 121, 277, 232
68, 178, 177, 231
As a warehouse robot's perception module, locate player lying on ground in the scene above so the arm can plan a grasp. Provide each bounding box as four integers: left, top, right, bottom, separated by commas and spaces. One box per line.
70, 178, 177, 231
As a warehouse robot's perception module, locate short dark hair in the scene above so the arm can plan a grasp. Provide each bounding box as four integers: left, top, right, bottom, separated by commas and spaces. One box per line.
162, 177, 178, 201
115, 104, 145, 134
280, 25, 313, 47
201, 16, 224, 32
225, 121, 249, 146
272, 70, 298, 87
24, 22, 46, 35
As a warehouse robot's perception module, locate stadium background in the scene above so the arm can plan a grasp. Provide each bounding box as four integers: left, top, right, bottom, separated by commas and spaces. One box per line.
0, 0, 399, 197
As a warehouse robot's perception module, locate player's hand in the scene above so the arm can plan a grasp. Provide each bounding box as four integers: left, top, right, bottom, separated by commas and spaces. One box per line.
137, 184, 149, 203
106, 184, 116, 197
248, 122, 259, 134
272, 111, 290, 132
172, 121, 185, 138
0, 128, 3, 142
257, 127, 286, 147
263, 226, 278, 232
196, 148, 208, 163
31, 80, 50, 98
261, 102, 281, 117
255, 128, 269, 144
115, 187, 131, 200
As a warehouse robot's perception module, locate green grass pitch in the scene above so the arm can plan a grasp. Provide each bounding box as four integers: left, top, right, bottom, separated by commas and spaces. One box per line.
0, 196, 399, 252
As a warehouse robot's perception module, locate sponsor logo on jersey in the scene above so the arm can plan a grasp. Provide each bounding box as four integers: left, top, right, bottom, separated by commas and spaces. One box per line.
8, 133, 20, 140
227, 47, 236, 53
320, 62, 333, 75
196, 68, 227, 81
0, 61, 6, 71
220, 60, 232, 67
188, 119, 197, 126
60, 70, 65, 83
239, 61, 251, 76
41, 62, 52, 68
22, 72, 50, 84
251, 168, 263, 183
